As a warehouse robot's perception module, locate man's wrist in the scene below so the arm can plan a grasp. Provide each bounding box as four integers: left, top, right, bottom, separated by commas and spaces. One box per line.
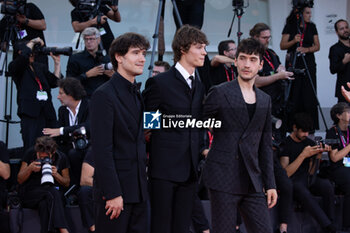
24, 18, 29, 26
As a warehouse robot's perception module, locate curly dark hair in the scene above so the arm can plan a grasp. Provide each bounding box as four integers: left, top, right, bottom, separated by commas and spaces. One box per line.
109, 32, 150, 70
58, 78, 86, 101
330, 102, 350, 124
235, 38, 265, 61
249, 23, 270, 38
172, 25, 209, 63
35, 136, 57, 155
293, 112, 314, 132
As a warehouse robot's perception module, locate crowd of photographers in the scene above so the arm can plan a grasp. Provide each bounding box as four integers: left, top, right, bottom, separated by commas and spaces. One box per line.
0, 0, 349, 233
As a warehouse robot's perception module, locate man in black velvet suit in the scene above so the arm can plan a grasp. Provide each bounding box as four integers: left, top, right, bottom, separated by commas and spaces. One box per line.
202, 38, 277, 233
43, 78, 89, 186
143, 25, 208, 233
90, 32, 150, 233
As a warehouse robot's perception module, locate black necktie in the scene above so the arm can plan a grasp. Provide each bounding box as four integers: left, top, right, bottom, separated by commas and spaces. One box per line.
189, 75, 195, 90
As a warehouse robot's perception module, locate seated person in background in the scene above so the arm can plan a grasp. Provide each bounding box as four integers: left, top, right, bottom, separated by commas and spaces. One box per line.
69, 0, 121, 53
66, 27, 113, 98
79, 148, 95, 233
43, 78, 89, 186
152, 60, 171, 77
326, 102, 350, 231
9, 37, 62, 152
17, 136, 70, 233
210, 40, 237, 86
0, 141, 10, 210
279, 113, 337, 233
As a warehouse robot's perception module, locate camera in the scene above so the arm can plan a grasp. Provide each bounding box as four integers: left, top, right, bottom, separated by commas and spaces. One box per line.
77, 0, 118, 15
33, 44, 72, 56
232, 0, 244, 8
0, 0, 26, 16
37, 157, 54, 185
287, 67, 306, 77
293, 0, 314, 9
314, 136, 340, 148
95, 50, 113, 70
72, 126, 89, 150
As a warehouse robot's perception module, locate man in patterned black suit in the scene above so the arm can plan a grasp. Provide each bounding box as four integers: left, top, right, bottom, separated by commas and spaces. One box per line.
202, 38, 277, 233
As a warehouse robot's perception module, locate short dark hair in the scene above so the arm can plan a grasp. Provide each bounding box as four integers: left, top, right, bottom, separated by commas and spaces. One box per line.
35, 136, 57, 155
109, 32, 150, 70
330, 102, 350, 124
69, 0, 78, 7
249, 23, 270, 38
334, 19, 348, 32
293, 112, 314, 132
154, 61, 171, 71
172, 25, 209, 63
218, 40, 235, 55
235, 38, 265, 61
58, 78, 86, 100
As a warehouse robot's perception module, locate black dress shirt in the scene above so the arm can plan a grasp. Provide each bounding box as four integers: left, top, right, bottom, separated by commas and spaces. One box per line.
66, 49, 110, 98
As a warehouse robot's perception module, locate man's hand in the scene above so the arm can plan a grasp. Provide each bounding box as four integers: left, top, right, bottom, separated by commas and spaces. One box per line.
50, 52, 61, 65
92, 15, 108, 25
27, 37, 44, 50
86, 65, 104, 78
202, 149, 209, 158
341, 82, 350, 103
296, 47, 309, 54
29, 161, 41, 173
42, 128, 60, 137
293, 34, 301, 43
16, 14, 27, 24
105, 196, 124, 220
343, 53, 350, 64
278, 70, 294, 80
51, 165, 58, 177
104, 69, 114, 78
266, 189, 277, 209
301, 145, 322, 158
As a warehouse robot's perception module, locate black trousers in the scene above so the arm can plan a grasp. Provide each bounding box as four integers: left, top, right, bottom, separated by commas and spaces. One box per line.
150, 178, 197, 233
95, 200, 148, 233
67, 148, 86, 186
292, 176, 335, 228
329, 166, 350, 228
191, 194, 210, 232
274, 159, 293, 225
173, 0, 205, 29
21, 186, 68, 233
209, 189, 273, 233
78, 186, 94, 229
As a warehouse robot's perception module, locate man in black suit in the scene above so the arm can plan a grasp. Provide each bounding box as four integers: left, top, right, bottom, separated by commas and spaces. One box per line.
143, 25, 208, 233
90, 32, 150, 233
9, 37, 61, 151
43, 78, 89, 186
202, 38, 277, 233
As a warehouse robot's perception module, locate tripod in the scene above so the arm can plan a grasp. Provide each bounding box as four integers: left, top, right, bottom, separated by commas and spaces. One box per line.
284, 9, 327, 131
148, 0, 183, 78
0, 16, 21, 147
227, 7, 244, 44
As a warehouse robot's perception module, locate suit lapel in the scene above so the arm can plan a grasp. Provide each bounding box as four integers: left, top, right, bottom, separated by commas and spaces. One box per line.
224, 80, 249, 129
110, 75, 139, 123
174, 68, 191, 91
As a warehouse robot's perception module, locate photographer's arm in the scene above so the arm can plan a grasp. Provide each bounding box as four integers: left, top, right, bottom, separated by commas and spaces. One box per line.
52, 167, 70, 187
72, 19, 97, 33
329, 144, 350, 163
210, 55, 234, 67
0, 161, 10, 180
106, 5, 121, 22
16, 14, 46, 31
280, 34, 300, 50
17, 161, 41, 184
255, 71, 294, 88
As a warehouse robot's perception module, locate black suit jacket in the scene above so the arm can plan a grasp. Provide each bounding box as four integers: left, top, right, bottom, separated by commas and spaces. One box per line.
9, 46, 58, 121
57, 98, 90, 150
90, 73, 148, 203
143, 66, 205, 182
202, 80, 276, 194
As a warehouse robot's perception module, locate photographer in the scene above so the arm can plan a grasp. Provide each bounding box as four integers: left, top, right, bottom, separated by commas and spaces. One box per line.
0, 1, 48, 66
0, 141, 10, 211
17, 136, 70, 233
329, 19, 350, 103
9, 37, 62, 151
280, 4, 320, 130
66, 27, 112, 98
69, 0, 121, 53
279, 113, 336, 233
325, 102, 350, 231
43, 78, 89, 186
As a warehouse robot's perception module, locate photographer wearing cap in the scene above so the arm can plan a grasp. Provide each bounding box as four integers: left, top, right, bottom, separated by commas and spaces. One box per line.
69, 0, 121, 53
325, 102, 350, 231
17, 136, 70, 233
9, 37, 62, 152
279, 113, 336, 233
43, 78, 89, 187
66, 27, 112, 98
329, 19, 350, 103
